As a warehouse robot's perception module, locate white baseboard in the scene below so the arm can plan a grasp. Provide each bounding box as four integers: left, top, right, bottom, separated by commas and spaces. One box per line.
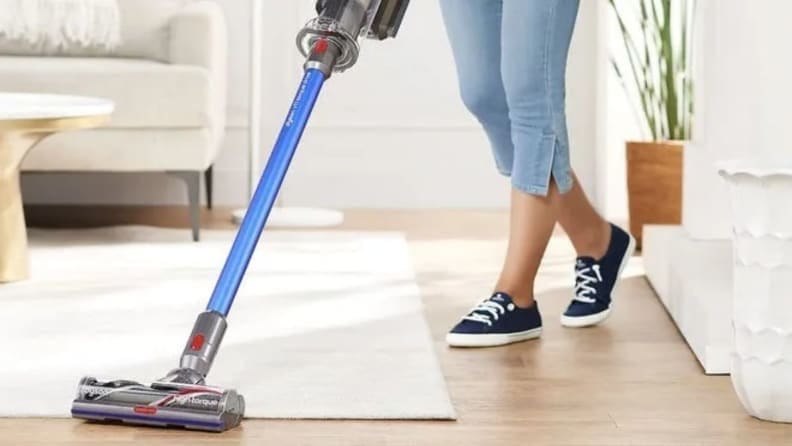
643, 225, 734, 374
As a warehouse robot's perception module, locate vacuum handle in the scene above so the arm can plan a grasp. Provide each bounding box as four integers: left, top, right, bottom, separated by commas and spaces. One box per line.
368, 0, 410, 40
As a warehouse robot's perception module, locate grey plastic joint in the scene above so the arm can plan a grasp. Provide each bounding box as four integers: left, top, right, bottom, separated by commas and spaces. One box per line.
304, 41, 343, 77
179, 311, 227, 378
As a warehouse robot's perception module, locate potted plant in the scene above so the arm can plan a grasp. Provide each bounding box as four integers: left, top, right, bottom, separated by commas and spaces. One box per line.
608, 0, 696, 248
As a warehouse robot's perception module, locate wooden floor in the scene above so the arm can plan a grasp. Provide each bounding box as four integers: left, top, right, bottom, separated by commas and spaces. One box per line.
5, 208, 792, 445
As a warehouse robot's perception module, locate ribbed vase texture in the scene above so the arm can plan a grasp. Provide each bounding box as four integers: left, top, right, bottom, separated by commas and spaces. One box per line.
723, 169, 792, 423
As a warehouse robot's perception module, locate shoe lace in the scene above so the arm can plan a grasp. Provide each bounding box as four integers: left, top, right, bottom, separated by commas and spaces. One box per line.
574, 264, 603, 304
462, 299, 513, 326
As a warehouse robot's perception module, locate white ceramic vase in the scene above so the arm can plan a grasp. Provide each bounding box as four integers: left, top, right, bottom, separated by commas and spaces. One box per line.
719, 163, 792, 423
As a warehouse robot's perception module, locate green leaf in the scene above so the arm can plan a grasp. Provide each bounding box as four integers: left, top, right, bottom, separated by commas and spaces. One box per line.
608, 0, 695, 140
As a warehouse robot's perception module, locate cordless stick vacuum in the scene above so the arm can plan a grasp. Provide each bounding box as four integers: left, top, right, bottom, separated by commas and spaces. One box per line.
70, 0, 410, 432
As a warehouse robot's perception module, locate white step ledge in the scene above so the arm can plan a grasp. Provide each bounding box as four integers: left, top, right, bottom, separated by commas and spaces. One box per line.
643, 225, 733, 374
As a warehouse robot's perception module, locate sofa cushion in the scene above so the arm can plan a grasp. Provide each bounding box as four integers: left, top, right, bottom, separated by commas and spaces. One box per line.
0, 56, 219, 129
0, 0, 191, 62
21, 128, 218, 172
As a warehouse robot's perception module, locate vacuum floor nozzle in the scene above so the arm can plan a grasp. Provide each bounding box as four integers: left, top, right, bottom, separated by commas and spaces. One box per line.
71, 377, 245, 432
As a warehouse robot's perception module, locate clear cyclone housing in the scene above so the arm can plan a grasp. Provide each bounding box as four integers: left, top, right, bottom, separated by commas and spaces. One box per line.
297, 0, 383, 72
297, 16, 361, 71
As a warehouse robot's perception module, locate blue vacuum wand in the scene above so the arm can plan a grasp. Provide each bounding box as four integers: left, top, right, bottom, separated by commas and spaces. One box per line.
71, 0, 410, 433
208, 67, 327, 317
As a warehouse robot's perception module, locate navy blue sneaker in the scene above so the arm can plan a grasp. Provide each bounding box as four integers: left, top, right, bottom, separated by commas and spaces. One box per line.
447, 292, 542, 347
561, 224, 636, 328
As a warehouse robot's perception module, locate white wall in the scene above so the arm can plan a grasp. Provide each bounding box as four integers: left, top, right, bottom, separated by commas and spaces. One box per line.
683, 0, 792, 239
23, 0, 603, 210
597, 2, 642, 223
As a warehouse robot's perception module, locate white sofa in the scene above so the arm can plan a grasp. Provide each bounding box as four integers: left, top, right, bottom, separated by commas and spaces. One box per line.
0, 0, 228, 241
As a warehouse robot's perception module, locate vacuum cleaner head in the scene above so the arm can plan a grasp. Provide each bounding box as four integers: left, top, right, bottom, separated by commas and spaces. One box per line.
71, 377, 245, 432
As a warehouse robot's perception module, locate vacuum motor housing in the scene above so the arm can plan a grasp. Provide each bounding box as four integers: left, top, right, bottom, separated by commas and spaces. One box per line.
298, 0, 411, 73
316, 0, 409, 40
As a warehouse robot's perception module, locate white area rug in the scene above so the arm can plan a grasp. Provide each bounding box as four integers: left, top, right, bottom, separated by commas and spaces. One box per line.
0, 227, 455, 420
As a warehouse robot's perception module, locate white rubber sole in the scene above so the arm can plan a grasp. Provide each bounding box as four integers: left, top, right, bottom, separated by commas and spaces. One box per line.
446, 327, 542, 348
560, 232, 637, 328
560, 307, 612, 328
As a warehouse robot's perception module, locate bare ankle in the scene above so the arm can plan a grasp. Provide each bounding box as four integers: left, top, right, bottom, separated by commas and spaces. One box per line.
510, 296, 536, 309
494, 282, 535, 308
576, 221, 611, 260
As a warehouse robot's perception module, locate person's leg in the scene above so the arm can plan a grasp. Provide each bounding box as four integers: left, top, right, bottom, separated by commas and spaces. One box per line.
494, 173, 609, 305
444, 0, 585, 347
494, 183, 558, 308
495, 0, 582, 308
499, 0, 635, 328
442, 0, 545, 348
556, 173, 610, 259
558, 172, 636, 327
438, 0, 513, 176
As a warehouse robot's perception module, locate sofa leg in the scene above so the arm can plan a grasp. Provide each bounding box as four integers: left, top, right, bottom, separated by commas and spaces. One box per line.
169, 171, 201, 242
205, 165, 214, 210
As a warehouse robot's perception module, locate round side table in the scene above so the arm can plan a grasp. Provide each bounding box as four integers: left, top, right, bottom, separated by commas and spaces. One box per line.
0, 93, 114, 283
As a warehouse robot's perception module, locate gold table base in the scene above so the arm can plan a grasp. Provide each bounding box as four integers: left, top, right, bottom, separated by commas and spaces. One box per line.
0, 115, 108, 283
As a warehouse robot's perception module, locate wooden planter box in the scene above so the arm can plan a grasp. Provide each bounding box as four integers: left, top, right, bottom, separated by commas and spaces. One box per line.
626, 141, 684, 248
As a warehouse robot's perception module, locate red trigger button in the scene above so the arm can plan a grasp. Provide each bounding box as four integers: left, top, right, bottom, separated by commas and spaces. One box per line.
191, 334, 205, 351
314, 39, 329, 55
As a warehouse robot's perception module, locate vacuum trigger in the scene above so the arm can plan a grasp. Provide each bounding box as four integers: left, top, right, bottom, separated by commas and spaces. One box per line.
314, 39, 329, 55
190, 334, 205, 351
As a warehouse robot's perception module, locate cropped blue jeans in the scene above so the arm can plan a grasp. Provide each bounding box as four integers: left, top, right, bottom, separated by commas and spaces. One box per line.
439, 0, 580, 196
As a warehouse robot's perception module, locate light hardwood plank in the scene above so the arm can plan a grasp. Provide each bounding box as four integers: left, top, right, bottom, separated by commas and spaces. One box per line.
3, 208, 790, 445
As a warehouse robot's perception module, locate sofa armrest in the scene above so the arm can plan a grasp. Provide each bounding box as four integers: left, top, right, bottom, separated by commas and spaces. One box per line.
169, 1, 227, 69
169, 1, 228, 141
